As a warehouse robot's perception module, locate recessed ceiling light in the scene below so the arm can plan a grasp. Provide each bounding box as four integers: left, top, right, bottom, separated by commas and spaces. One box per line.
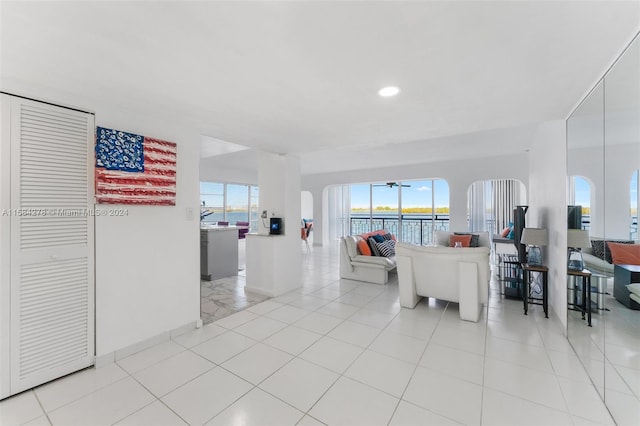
378, 86, 400, 97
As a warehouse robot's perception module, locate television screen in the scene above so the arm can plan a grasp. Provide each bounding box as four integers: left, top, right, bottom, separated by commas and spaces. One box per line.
568, 205, 582, 229
513, 206, 528, 264
269, 217, 282, 235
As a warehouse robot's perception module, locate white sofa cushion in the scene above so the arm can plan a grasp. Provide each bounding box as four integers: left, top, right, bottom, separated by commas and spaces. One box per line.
352, 254, 396, 269
344, 235, 359, 258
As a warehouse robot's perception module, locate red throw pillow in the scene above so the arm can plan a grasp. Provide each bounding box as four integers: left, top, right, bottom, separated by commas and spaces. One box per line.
607, 242, 640, 265
357, 239, 372, 256
449, 234, 472, 247
500, 227, 510, 238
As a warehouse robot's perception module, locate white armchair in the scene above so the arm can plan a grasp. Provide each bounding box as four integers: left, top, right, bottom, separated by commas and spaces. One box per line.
396, 242, 490, 322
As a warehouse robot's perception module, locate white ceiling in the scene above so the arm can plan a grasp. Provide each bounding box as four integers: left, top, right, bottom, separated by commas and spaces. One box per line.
1, 1, 639, 175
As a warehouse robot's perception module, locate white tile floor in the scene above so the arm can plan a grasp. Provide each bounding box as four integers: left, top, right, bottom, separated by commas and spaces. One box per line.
0, 243, 616, 425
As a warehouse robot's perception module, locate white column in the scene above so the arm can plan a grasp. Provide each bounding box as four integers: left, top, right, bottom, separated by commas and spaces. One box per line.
246, 151, 302, 297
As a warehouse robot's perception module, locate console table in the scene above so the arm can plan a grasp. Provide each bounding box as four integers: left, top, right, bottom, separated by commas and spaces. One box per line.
200, 226, 239, 280
568, 268, 592, 326
522, 263, 548, 318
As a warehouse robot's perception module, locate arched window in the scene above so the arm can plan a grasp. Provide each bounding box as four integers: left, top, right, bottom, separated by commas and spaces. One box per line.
347, 179, 450, 245
569, 175, 592, 232
467, 179, 526, 235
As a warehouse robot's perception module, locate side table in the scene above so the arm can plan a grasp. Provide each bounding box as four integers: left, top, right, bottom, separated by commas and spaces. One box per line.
568, 268, 592, 326
522, 263, 548, 318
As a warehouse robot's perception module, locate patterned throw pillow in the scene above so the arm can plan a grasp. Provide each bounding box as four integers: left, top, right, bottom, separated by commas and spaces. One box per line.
592, 239, 634, 264
368, 237, 382, 256
591, 240, 605, 260
382, 233, 394, 241
376, 239, 396, 257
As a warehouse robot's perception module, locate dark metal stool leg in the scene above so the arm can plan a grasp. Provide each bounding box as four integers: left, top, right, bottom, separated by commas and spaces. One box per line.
587, 276, 592, 326
523, 268, 529, 315
543, 271, 548, 318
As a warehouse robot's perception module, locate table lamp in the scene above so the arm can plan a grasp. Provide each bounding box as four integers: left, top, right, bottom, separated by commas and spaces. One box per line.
521, 228, 548, 265
567, 229, 591, 271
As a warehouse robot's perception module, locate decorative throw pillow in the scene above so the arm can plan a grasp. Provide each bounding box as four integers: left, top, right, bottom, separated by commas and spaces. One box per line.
382, 233, 394, 241
372, 234, 385, 243
505, 222, 515, 240
592, 239, 634, 264
607, 242, 640, 265
454, 232, 480, 247
360, 230, 386, 241
368, 237, 382, 256
449, 234, 472, 247
591, 240, 605, 260
500, 227, 510, 238
376, 239, 396, 257
357, 239, 372, 256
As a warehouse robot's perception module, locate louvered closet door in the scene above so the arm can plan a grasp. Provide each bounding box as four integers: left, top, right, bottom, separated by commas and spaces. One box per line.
9, 97, 95, 394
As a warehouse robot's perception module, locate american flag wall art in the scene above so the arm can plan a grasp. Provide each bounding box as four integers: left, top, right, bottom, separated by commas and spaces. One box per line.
95, 127, 177, 205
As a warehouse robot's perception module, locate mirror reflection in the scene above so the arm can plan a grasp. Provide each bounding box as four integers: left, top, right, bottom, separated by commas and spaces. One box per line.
603, 34, 640, 425
567, 34, 640, 425
567, 80, 606, 398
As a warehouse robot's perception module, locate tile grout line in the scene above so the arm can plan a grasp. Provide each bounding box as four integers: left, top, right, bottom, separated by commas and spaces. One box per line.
31, 389, 53, 426
194, 284, 352, 425
480, 299, 490, 426
386, 300, 450, 425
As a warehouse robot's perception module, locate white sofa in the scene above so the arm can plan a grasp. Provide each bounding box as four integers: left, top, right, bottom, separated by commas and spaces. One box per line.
339, 235, 396, 284
582, 248, 614, 276
396, 241, 490, 322
581, 239, 640, 277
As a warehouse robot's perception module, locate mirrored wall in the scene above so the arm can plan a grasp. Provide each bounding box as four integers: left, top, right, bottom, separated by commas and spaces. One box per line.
567, 33, 640, 425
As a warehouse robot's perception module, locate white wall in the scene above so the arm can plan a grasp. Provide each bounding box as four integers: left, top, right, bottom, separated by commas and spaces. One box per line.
1, 84, 201, 358
94, 111, 201, 356
301, 191, 313, 220
569, 142, 640, 240
528, 120, 568, 330
604, 143, 640, 239
199, 149, 258, 185
569, 145, 604, 237
246, 152, 302, 296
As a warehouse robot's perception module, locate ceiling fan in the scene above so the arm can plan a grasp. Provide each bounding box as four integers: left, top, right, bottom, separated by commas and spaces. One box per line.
372, 182, 411, 188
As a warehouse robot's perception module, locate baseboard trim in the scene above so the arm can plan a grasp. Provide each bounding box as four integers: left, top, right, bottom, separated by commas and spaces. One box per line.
244, 286, 276, 298
171, 321, 198, 339
95, 320, 198, 368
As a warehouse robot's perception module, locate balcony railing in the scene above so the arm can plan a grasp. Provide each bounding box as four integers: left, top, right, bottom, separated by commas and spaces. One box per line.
350, 215, 450, 245
349, 214, 633, 245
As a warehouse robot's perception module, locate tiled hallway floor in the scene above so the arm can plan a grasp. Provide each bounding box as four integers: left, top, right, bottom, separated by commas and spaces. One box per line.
200, 275, 270, 325
200, 239, 270, 325
1, 244, 615, 425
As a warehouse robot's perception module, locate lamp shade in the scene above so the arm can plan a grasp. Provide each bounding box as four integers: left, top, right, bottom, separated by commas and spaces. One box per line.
520, 228, 548, 246
567, 229, 590, 249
